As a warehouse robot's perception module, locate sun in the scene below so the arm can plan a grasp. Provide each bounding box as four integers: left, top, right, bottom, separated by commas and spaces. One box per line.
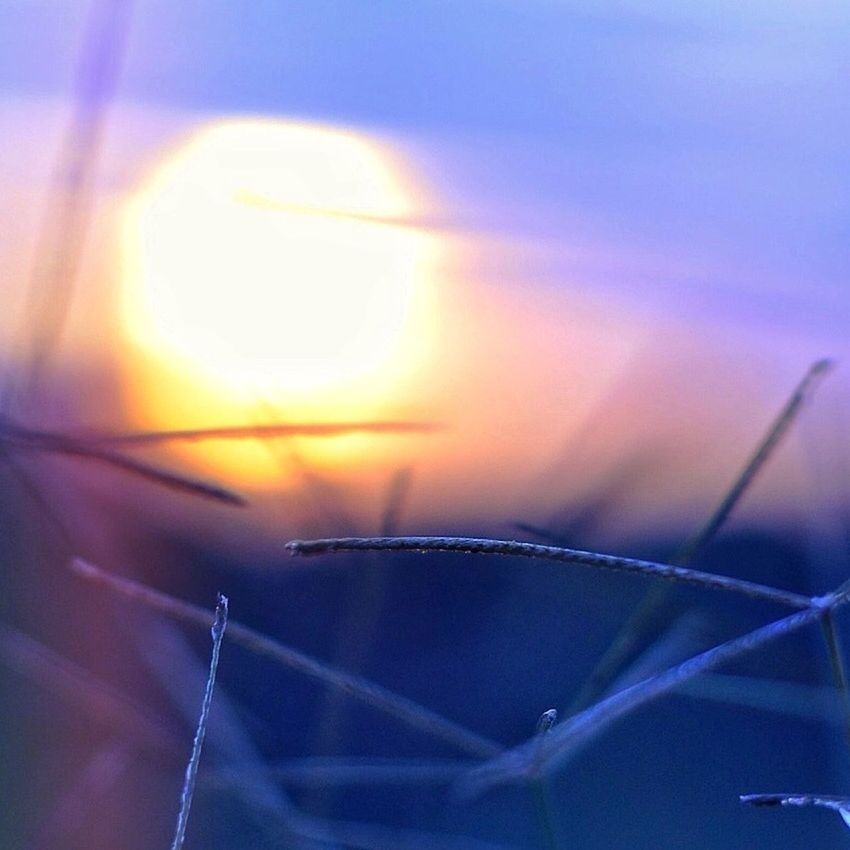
119, 118, 440, 487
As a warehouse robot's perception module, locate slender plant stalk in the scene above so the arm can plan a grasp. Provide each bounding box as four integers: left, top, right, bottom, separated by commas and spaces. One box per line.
5, 0, 134, 412
681, 359, 833, 563
0, 416, 434, 507
567, 358, 834, 711
288, 812, 521, 850
1, 427, 245, 506
170, 593, 228, 850
0, 621, 183, 756
742, 793, 850, 807
461, 587, 850, 794
532, 778, 560, 850
678, 673, 841, 724
69, 558, 501, 758
741, 793, 850, 826
286, 536, 811, 609
309, 466, 415, 807
207, 757, 473, 789
819, 611, 850, 754
77, 421, 438, 446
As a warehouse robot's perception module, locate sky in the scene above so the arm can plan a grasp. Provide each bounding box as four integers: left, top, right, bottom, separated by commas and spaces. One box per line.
0, 0, 848, 535
2, 1, 847, 333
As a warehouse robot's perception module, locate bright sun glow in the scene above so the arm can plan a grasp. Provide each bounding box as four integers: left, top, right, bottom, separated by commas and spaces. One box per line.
120, 119, 439, 486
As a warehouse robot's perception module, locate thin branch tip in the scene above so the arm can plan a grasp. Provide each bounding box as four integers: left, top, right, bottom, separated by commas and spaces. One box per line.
812, 357, 835, 376
213, 593, 229, 636
69, 556, 95, 578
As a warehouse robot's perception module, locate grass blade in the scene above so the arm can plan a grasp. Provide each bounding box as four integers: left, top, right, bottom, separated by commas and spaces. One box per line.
462, 590, 850, 793
76, 421, 438, 446
286, 536, 812, 608
69, 558, 501, 758
0, 621, 183, 756
819, 611, 850, 753
5, 428, 245, 505
170, 593, 228, 850
568, 359, 835, 710
207, 757, 473, 789
677, 673, 842, 724
5, 0, 134, 411
741, 794, 850, 830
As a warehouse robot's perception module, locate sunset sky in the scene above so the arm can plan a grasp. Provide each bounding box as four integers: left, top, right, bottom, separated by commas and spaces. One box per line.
1, 0, 848, 537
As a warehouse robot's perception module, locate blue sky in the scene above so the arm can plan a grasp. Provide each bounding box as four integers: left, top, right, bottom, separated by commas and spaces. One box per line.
3, 1, 847, 336
2, 3, 849, 517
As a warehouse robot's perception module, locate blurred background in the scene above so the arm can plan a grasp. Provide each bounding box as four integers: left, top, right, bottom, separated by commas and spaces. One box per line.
1, 1, 850, 847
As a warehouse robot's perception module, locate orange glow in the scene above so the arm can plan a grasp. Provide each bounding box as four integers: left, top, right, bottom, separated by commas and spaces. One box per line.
119, 119, 440, 487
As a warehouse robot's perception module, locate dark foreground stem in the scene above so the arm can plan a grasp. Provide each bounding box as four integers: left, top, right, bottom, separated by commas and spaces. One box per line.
287, 536, 811, 609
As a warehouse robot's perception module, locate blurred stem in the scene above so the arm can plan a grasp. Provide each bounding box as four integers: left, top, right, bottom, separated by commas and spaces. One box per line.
532, 778, 559, 850
819, 611, 850, 757
568, 359, 834, 713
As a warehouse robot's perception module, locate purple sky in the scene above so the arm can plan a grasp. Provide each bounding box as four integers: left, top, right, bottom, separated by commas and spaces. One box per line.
1, 1, 848, 531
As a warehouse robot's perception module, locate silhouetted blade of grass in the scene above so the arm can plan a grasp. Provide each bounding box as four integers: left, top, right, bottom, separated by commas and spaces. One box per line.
677, 673, 841, 724
69, 557, 501, 758
0, 620, 183, 756
381, 466, 414, 536
568, 358, 835, 711
741, 794, 850, 830
461, 587, 850, 794
288, 812, 523, 850
819, 610, 850, 754
77, 420, 439, 446
3, 426, 245, 505
206, 757, 473, 789
5, 0, 134, 411
309, 466, 416, 795
286, 536, 812, 608
170, 593, 228, 850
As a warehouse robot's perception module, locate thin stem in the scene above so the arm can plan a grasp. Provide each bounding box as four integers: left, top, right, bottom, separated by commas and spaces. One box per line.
170, 593, 228, 850
677, 673, 841, 724
741, 793, 850, 814
532, 778, 560, 850
308, 467, 415, 795
69, 558, 501, 758
4, 0, 134, 412
819, 611, 850, 754
74, 421, 438, 447
206, 758, 473, 789
287, 536, 812, 609
677, 359, 833, 564
0, 620, 183, 756
3, 427, 245, 506
461, 590, 850, 794
566, 359, 834, 712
